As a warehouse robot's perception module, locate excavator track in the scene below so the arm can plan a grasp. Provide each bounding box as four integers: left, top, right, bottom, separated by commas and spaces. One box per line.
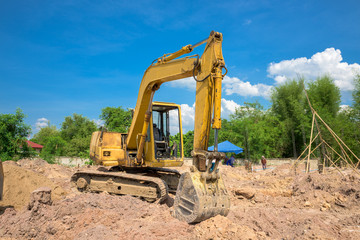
71, 170, 168, 203
110, 166, 181, 193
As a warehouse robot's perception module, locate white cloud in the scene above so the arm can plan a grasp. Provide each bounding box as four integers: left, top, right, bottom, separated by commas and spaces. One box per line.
268, 48, 360, 91
223, 76, 273, 98
35, 118, 49, 130
168, 75, 273, 99
221, 98, 241, 119
168, 77, 195, 91
92, 119, 104, 128
179, 103, 195, 133
339, 104, 351, 113
179, 98, 242, 132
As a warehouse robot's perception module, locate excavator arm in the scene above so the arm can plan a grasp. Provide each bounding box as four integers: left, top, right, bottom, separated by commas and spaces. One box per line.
127, 31, 226, 167
126, 57, 197, 155
126, 31, 230, 223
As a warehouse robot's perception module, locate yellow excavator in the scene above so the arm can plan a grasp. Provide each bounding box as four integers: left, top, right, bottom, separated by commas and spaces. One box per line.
71, 31, 230, 223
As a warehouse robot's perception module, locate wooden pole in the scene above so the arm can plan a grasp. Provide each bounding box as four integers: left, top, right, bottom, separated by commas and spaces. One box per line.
324, 154, 345, 176
306, 113, 316, 173
323, 140, 359, 175
314, 111, 359, 168
291, 133, 319, 168
303, 84, 329, 166
329, 156, 341, 168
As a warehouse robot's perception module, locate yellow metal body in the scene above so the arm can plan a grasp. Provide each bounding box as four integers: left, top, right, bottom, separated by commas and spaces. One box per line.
88, 31, 230, 223
90, 131, 127, 166
90, 31, 225, 170
90, 101, 184, 168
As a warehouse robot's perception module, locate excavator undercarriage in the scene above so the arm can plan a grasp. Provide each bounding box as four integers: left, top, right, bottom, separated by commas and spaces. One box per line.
71, 169, 170, 203
71, 166, 181, 202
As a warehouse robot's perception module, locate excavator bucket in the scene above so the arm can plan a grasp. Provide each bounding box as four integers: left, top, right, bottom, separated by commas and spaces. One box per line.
0, 161, 4, 201
173, 170, 230, 223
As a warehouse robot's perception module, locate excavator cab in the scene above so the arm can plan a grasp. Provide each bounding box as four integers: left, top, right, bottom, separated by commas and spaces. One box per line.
151, 102, 182, 160
143, 102, 184, 167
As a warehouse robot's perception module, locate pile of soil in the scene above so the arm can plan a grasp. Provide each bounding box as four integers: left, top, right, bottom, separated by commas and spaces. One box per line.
0, 193, 192, 240
291, 170, 360, 209
1, 158, 360, 239
0, 161, 67, 211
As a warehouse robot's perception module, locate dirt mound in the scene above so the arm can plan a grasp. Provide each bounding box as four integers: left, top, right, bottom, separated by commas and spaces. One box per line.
268, 163, 293, 176
0, 193, 193, 240
292, 171, 360, 210
1, 159, 360, 239
0, 161, 67, 210
17, 158, 74, 181
17, 158, 49, 168
194, 215, 260, 239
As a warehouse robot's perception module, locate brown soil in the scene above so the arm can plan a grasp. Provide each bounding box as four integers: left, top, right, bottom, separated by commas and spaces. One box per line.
1, 159, 360, 239
0, 160, 68, 211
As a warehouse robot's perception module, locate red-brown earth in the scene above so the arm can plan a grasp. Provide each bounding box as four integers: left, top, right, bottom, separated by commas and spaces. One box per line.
1, 159, 360, 239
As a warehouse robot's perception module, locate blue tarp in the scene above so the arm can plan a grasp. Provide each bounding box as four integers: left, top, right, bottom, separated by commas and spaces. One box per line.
208, 140, 243, 154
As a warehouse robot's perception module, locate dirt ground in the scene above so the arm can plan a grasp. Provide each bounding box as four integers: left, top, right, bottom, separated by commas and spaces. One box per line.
1, 159, 360, 240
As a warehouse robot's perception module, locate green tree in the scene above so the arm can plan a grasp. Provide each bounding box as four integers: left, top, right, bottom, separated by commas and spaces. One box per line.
31, 125, 67, 163
350, 74, 360, 148
31, 125, 60, 146
352, 74, 360, 121
333, 108, 360, 165
306, 76, 342, 160
183, 130, 194, 157
100, 106, 132, 132
307, 75, 341, 121
61, 113, 98, 158
0, 108, 31, 160
271, 78, 307, 158
230, 102, 287, 161
40, 136, 67, 163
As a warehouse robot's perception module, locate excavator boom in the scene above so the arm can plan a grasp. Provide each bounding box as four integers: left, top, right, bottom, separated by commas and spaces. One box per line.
71, 31, 230, 223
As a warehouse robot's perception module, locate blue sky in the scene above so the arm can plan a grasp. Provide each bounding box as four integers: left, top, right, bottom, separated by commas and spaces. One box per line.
1, 0, 360, 135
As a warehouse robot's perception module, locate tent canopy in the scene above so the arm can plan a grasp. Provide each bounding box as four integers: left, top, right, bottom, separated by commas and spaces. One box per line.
208, 140, 243, 154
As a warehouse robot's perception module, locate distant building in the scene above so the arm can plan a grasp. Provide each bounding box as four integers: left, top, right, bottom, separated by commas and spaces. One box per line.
26, 140, 43, 153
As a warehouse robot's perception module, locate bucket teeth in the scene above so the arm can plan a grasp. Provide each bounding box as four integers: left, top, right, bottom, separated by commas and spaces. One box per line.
173, 171, 230, 223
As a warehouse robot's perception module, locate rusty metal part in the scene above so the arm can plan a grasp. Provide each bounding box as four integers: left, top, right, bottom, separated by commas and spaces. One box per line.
109, 166, 181, 193
192, 150, 226, 172
71, 170, 168, 202
147, 168, 180, 193
173, 171, 230, 223
76, 177, 88, 190
173, 151, 229, 223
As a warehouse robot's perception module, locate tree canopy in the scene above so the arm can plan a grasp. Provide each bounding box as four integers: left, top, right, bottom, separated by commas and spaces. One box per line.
61, 114, 98, 158
100, 106, 132, 133
0, 109, 31, 160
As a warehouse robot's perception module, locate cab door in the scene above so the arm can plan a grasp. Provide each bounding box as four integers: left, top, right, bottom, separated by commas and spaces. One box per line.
144, 102, 184, 167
